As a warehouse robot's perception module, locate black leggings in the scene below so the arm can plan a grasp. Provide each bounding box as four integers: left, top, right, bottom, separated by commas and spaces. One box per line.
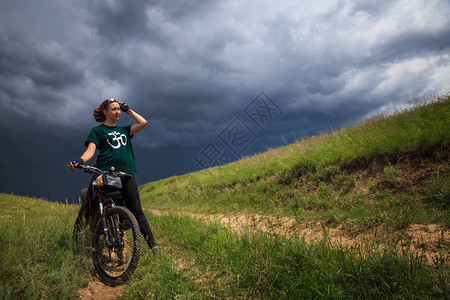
74, 174, 156, 248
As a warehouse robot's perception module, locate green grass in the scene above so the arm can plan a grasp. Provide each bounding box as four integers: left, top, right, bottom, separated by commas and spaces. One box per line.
1, 194, 448, 299
139, 94, 450, 228
141, 94, 450, 196
0, 194, 88, 299
123, 212, 449, 299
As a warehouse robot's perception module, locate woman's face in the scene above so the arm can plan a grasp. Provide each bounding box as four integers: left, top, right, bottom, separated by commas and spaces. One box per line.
103, 102, 121, 121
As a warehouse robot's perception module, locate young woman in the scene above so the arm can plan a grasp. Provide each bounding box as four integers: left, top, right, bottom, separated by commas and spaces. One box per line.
68, 98, 160, 252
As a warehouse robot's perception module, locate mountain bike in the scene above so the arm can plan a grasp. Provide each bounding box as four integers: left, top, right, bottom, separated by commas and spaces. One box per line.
75, 164, 142, 286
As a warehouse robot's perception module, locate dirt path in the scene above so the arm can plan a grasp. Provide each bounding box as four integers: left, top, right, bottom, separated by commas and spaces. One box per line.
77, 208, 448, 299
78, 281, 126, 300
149, 209, 449, 262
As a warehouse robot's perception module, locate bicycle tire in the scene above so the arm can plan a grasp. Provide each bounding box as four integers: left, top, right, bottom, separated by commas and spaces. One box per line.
92, 206, 142, 286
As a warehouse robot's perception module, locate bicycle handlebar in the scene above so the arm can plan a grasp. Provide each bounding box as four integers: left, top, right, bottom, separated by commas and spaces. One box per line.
76, 164, 131, 178
75, 164, 101, 174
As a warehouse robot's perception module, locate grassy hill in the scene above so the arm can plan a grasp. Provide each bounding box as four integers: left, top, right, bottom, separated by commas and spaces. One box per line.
139, 94, 449, 226
1, 94, 449, 299
134, 94, 449, 298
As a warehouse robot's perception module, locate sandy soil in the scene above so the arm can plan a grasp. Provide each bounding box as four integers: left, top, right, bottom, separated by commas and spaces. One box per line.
78, 281, 125, 300
150, 209, 449, 262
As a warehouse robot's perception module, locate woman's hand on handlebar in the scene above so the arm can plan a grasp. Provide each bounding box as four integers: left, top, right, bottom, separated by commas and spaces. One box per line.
68, 158, 83, 171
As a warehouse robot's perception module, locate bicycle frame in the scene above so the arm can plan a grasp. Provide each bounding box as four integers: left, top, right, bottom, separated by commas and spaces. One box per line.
78, 165, 129, 246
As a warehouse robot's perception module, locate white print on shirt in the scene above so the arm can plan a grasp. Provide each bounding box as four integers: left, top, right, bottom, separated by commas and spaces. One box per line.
107, 131, 127, 149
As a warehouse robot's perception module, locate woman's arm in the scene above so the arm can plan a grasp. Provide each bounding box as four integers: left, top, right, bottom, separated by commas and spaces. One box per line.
128, 109, 148, 135
68, 142, 97, 171
80, 142, 97, 163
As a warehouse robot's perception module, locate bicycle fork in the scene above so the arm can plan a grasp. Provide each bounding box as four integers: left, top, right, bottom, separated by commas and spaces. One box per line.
98, 199, 122, 248
98, 201, 112, 245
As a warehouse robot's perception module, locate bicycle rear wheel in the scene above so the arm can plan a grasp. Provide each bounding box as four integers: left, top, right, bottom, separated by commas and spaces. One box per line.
92, 206, 142, 286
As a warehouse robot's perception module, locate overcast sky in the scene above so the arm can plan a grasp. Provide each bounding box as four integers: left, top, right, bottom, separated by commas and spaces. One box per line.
1, 0, 449, 202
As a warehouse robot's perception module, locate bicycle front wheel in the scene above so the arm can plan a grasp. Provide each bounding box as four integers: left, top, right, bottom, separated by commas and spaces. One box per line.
92, 206, 142, 286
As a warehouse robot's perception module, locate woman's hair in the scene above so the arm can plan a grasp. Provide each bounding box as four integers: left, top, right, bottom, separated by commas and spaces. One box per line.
93, 107, 106, 122
93, 98, 118, 122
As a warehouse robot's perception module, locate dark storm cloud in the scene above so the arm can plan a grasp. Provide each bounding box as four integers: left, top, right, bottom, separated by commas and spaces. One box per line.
0, 31, 84, 92
372, 29, 450, 63
350, 0, 393, 16
88, 0, 218, 46
0, 0, 449, 201
0, 35, 84, 90
90, 1, 150, 42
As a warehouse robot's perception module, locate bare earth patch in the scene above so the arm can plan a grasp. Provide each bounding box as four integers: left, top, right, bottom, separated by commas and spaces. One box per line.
78, 281, 126, 300
150, 209, 449, 262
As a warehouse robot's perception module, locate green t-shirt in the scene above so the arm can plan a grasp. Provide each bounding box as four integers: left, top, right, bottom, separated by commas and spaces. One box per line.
85, 124, 137, 174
